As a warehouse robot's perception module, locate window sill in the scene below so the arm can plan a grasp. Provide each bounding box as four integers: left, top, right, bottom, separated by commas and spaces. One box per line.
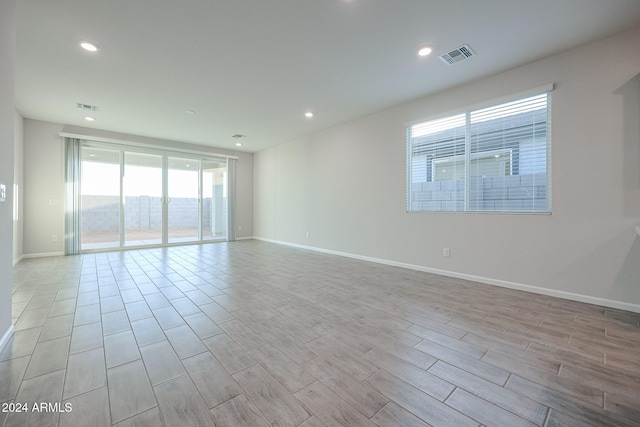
406, 210, 552, 216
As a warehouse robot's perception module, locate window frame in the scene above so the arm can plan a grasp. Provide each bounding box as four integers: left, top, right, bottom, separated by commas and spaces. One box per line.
406, 85, 553, 214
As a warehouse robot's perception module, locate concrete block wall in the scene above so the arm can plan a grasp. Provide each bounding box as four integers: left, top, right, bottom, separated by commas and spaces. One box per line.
124, 196, 163, 229
81, 195, 219, 230
410, 173, 547, 212
81, 195, 119, 231
167, 197, 199, 227
202, 199, 212, 228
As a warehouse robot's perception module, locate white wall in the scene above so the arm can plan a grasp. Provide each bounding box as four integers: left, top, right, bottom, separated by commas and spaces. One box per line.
0, 0, 16, 349
13, 111, 23, 264
254, 26, 640, 311
23, 119, 65, 255
22, 120, 254, 256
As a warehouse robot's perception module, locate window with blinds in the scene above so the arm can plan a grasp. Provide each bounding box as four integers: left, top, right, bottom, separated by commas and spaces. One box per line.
407, 91, 551, 213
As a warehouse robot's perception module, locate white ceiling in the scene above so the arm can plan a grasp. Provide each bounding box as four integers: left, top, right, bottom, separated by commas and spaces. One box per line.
15, 0, 640, 153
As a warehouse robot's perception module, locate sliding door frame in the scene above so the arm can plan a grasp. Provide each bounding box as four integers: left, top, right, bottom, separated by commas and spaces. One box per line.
74, 139, 232, 253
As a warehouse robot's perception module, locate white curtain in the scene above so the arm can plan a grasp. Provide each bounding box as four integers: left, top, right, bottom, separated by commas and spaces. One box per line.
64, 138, 81, 255
226, 157, 237, 241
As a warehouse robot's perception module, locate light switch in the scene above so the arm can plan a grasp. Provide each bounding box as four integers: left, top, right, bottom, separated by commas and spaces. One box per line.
0, 184, 6, 203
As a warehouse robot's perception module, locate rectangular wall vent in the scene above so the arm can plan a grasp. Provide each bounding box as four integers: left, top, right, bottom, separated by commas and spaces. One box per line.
439, 44, 476, 65
76, 102, 99, 111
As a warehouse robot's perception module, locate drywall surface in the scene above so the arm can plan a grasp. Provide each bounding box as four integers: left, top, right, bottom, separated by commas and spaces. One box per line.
22, 121, 254, 255
23, 119, 65, 255
0, 0, 16, 347
254, 26, 640, 309
13, 111, 23, 264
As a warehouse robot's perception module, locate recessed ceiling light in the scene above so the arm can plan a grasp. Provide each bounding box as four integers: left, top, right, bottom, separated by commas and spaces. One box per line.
80, 42, 98, 52
185, 109, 195, 114
418, 46, 433, 57
84, 116, 96, 121
494, 154, 501, 158
305, 112, 314, 118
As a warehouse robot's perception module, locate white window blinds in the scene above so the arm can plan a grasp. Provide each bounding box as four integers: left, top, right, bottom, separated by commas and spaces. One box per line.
407, 91, 551, 213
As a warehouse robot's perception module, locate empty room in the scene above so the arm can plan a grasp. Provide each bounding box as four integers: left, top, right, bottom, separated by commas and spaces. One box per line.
2, 1, 640, 426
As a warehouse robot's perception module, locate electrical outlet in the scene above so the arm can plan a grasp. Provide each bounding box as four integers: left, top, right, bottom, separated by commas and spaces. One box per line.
238, 225, 242, 231
443, 247, 451, 258
0, 184, 6, 202
305, 231, 310, 239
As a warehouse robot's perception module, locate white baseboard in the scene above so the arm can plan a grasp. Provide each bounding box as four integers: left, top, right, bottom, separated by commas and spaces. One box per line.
21, 252, 65, 259
12, 255, 24, 266
254, 237, 640, 314
235, 236, 254, 241
0, 325, 15, 354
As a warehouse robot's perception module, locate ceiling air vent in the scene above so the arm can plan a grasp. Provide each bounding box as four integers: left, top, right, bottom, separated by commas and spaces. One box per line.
76, 102, 99, 111
439, 44, 476, 66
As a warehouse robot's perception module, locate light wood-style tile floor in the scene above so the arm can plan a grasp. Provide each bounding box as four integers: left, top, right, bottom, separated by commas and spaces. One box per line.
2, 240, 639, 426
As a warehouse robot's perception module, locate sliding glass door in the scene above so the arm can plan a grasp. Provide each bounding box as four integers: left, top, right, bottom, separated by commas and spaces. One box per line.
202, 159, 227, 241
80, 147, 121, 250
124, 152, 163, 246
168, 157, 200, 244
75, 141, 230, 252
